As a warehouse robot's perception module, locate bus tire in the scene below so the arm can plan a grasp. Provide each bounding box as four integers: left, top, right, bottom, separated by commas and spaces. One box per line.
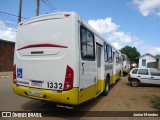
102, 77, 110, 96
119, 71, 122, 77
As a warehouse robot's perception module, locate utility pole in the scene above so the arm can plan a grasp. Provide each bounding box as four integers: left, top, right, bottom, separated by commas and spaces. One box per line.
36, 0, 40, 16
18, 0, 22, 23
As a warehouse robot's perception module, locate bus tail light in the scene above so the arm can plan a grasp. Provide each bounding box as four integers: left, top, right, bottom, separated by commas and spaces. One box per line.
63, 65, 74, 90
13, 64, 17, 84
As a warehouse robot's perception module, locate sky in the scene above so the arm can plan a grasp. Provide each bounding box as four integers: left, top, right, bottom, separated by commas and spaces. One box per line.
0, 0, 160, 55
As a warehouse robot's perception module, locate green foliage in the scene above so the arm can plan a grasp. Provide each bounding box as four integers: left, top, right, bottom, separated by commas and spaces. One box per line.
151, 96, 160, 110
120, 46, 140, 63
155, 54, 160, 59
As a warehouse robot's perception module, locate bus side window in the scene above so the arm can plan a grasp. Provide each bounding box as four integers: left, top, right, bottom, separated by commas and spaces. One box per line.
104, 44, 107, 62
106, 45, 112, 63
116, 52, 120, 63
80, 26, 95, 61
108, 46, 112, 63
123, 55, 125, 61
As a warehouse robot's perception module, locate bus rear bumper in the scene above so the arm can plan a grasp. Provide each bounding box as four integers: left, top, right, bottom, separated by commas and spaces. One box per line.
13, 84, 79, 105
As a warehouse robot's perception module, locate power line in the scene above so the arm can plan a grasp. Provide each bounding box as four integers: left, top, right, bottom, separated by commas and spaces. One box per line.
0, 14, 18, 21
41, 0, 54, 10
0, 10, 28, 19
46, 0, 57, 10
0, 17, 17, 28
3, 22, 17, 27
5, 23, 17, 28
41, 0, 57, 11
0, 13, 19, 28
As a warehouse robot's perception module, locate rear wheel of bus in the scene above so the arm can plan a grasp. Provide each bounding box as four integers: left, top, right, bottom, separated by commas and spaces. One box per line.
102, 76, 110, 96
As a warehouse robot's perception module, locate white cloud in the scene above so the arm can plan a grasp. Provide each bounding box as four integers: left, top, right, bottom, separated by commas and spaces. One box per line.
88, 18, 119, 34
108, 31, 132, 43
157, 12, 160, 16
133, 40, 144, 46
88, 18, 140, 44
0, 20, 16, 42
155, 48, 160, 53
111, 42, 123, 50
132, 0, 160, 16
88, 17, 144, 52
143, 46, 160, 55
88, 17, 148, 55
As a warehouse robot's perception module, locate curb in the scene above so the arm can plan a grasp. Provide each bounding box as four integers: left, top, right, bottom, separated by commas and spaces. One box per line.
0, 71, 13, 78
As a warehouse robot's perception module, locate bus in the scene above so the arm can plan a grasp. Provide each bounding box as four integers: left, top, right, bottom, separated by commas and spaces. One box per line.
13, 12, 122, 105
122, 54, 130, 74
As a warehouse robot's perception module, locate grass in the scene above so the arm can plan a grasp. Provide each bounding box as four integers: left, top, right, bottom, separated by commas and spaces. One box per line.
150, 96, 160, 111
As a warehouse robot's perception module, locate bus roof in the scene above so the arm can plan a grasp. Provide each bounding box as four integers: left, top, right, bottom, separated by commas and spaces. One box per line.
19, 12, 121, 53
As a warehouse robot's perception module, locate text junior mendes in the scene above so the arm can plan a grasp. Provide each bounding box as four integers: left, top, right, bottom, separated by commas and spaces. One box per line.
9, 112, 42, 117
133, 112, 158, 117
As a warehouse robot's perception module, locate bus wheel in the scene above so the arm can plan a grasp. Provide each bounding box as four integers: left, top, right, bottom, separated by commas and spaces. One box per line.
119, 71, 122, 77
102, 77, 110, 96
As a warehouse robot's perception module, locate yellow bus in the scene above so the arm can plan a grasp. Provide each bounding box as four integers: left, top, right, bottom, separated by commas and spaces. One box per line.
13, 12, 122, 105
122, 54, 130, 74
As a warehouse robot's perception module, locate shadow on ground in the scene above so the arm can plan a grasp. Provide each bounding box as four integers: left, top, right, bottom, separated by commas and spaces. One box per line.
20, 80, 120, 118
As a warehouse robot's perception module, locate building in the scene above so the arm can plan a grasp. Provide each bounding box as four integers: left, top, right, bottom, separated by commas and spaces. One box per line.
0, 39, 15, 72
135, 53, 160, 69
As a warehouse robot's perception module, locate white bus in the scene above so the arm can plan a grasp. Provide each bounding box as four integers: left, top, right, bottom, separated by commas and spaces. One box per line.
122, 54, 130, 74
13, 12, 122, 105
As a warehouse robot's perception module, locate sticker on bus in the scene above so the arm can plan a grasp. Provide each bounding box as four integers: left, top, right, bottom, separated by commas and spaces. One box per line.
31, 80, 42, 87
17, 68, 23, 78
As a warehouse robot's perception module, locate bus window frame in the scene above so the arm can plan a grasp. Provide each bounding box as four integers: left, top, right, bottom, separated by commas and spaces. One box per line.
80, 25, 95, 61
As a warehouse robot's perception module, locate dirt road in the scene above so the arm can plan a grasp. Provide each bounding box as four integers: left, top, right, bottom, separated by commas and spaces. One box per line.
88, 76, 160, 111
0, 73, 160, 120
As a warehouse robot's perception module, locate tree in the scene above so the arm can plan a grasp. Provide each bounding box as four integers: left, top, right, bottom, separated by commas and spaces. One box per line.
155, 54, 160, 59
120, 46, 140, 64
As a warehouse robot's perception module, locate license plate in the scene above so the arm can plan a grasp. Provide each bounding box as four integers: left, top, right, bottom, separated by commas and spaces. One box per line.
31, 81, 42, 87
27, 91, 43, 97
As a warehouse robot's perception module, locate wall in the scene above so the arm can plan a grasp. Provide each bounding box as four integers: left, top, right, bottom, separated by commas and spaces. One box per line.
0, 39, 15, 72
147, 61, 158, 68
138, 55, 156, 68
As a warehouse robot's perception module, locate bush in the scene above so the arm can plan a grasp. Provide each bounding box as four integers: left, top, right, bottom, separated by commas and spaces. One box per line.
151, 96, 160, 110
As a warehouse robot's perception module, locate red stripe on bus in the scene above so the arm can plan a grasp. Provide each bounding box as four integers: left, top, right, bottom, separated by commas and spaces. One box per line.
17, 44, 68, 51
